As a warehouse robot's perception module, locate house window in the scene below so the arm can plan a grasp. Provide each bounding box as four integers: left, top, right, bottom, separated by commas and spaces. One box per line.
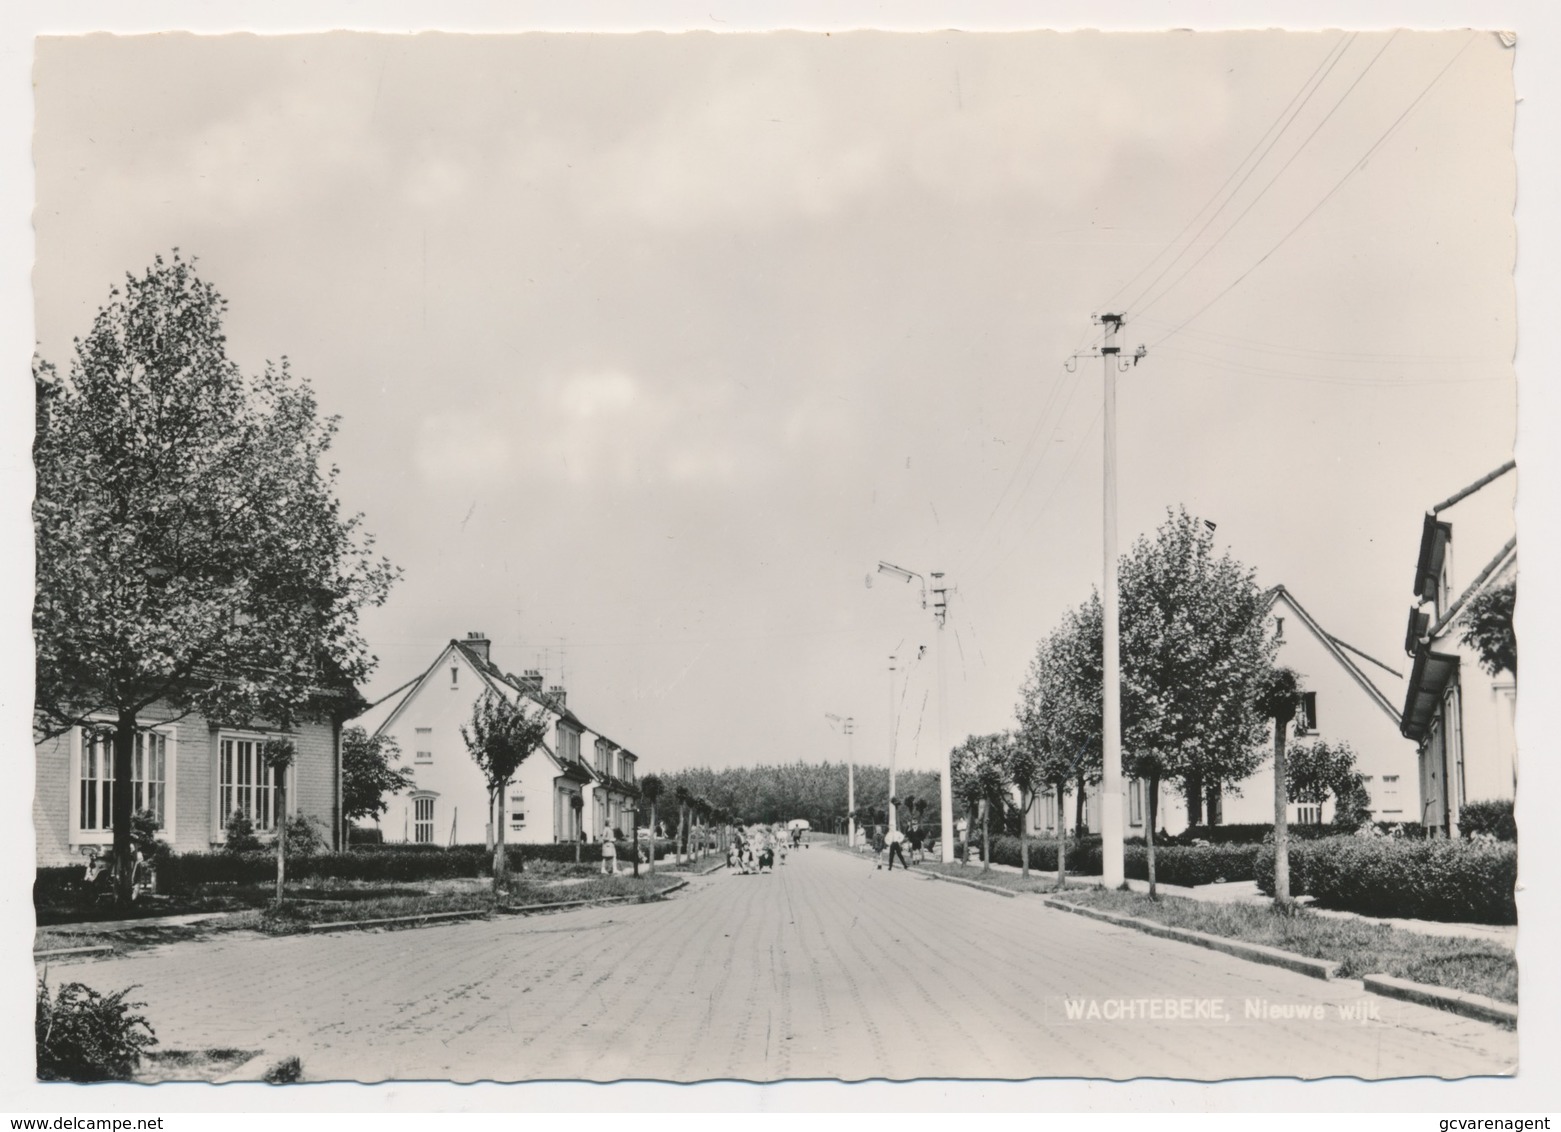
1128, 779, 1144, 826
77, 727, 169, 833
218, 736, 286, 833
415, 727, 433, 764
1275, 616, 1285, 641
414, 795, 435, 844
1295, 804, 1322, 825
451, 666, 459, 688
509, 790, 526, 832
1381, 775, 1402, 815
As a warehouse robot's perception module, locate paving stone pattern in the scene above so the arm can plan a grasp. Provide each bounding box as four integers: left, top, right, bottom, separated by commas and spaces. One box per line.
52, 846, 1515, 1082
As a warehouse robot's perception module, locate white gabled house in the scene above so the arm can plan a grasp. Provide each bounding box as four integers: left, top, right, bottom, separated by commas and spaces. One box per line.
349, 632, 643, 846
1026, 585, 1420, 838
1399, 464, 1518, 835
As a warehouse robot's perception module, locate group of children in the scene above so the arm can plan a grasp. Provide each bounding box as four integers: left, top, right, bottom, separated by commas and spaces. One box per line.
729, 823, 797, 874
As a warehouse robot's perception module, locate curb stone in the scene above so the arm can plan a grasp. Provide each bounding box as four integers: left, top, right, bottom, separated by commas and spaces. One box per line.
1041, 897, 1339, 981
915, 868, 1018, 898
211, 1051, 292, 1084
499, 879, 689, 915
33, 944, 115, 960
1362, 973, 1517, 1028
306, 908, 491, 933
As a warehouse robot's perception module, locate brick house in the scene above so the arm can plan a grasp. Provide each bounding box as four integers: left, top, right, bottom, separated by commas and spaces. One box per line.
34, 691, 359, 867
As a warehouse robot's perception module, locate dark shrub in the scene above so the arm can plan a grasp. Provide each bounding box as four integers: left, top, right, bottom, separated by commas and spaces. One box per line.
223, 812, 262, 852
1172, 823, 1337, 845
1133, 843, 1260, 886
347, 825, 384, 845
36, 975, 157, 1081
284, 814, 329, 857
1459, 799, 1516, 842
34, 866, 83, 906
1254, 835, 1516, 924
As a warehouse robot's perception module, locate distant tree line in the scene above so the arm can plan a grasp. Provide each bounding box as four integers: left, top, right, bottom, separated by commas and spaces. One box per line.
651, 762, 943, 831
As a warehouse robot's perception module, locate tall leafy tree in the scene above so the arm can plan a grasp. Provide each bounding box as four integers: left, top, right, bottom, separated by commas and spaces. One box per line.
950, 732, 1011, 873
1460, 578, 1516, 678
1117, 508, 1278, 898
1017, 601, 1104, 887
34, 255, 397, 903
639, 774, 662, 873
341, 726, 414, 831
461, 690, 550, 894
1286, 739, 1360, 812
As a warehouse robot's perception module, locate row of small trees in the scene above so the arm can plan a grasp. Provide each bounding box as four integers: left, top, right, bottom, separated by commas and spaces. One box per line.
953, 508, 1367, 901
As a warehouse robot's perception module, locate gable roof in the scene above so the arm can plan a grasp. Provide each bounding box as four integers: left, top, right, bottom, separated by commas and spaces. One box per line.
1265, 586, 1403, 726
348, 637, 665, 786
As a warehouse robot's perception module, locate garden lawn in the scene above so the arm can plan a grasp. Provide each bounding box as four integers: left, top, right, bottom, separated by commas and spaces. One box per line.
261, 871, 684, 930
1051, 888, 1517, 1004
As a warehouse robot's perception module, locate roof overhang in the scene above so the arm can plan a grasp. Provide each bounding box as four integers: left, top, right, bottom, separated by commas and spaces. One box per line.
1403, 605, 1431, 658
1400, 648, 1460, 741
557, 761, 594, 785
1413, 513, 1453, 604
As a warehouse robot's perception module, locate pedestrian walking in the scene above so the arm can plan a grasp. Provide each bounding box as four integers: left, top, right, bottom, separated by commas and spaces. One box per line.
885, 826, 909, 871
907, 825, 924, 865
600, 823, 618, 876
872, 824, 886, 868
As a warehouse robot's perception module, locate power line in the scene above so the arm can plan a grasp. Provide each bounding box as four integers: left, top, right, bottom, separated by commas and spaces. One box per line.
955, 366, 1088, 574
1147, 32, 1477, 351
1109, 32, 1358, 318
1131, 316, 1497, 364
1132, 31, 1399, 322
1155, 346, 1509, 388
953, 365, 1081, 575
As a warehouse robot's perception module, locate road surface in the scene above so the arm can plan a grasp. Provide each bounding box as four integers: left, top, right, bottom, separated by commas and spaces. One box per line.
43, 844, 1516, 1082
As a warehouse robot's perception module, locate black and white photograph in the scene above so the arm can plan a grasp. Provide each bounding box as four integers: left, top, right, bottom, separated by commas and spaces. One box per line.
10, 0, 1561, 1110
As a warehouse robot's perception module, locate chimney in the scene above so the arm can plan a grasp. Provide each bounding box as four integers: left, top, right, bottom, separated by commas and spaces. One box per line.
521, 669, 544, 692
464, 631, 491, 664
547, 684, 567, 708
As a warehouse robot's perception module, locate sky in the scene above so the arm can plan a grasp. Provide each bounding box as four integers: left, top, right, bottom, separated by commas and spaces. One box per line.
24, 28, 1525, 781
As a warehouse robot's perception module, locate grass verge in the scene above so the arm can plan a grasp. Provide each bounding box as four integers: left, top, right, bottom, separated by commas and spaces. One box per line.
916, 860, 1084, 895
1050, 888, 1517, 1004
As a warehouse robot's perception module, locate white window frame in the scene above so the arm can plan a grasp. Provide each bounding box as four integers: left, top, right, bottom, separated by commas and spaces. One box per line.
68, 719, 179, 848
1128, 778, 1144, 826
414, 727, 433, 765
213, 730, 294, 842
412, 792, 437, 845
1381, 774, 1403, 816
509, 787, 526, 832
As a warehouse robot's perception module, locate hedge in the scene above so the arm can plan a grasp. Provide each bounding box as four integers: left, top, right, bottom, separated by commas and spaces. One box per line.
1459, 799, 1516, 842
976, 835, 1258, 886
1254, 836, 1517, 924
112, 839, 683, 894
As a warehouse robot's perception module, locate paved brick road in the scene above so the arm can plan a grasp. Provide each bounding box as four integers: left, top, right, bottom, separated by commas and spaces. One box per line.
43, 846, 1515, 1082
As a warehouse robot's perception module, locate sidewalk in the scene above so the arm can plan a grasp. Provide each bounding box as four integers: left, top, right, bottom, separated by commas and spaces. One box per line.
926, 856, 1517, 949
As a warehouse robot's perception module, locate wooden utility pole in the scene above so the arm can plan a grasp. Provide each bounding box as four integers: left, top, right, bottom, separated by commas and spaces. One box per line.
1098, 313, 1126, 889
887, 654, 898, 836
1272, 702, 1296, 905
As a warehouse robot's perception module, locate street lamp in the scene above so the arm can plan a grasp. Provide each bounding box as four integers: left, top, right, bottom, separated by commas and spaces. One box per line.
825, 714, 855, 846
875, 560, 956, 862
